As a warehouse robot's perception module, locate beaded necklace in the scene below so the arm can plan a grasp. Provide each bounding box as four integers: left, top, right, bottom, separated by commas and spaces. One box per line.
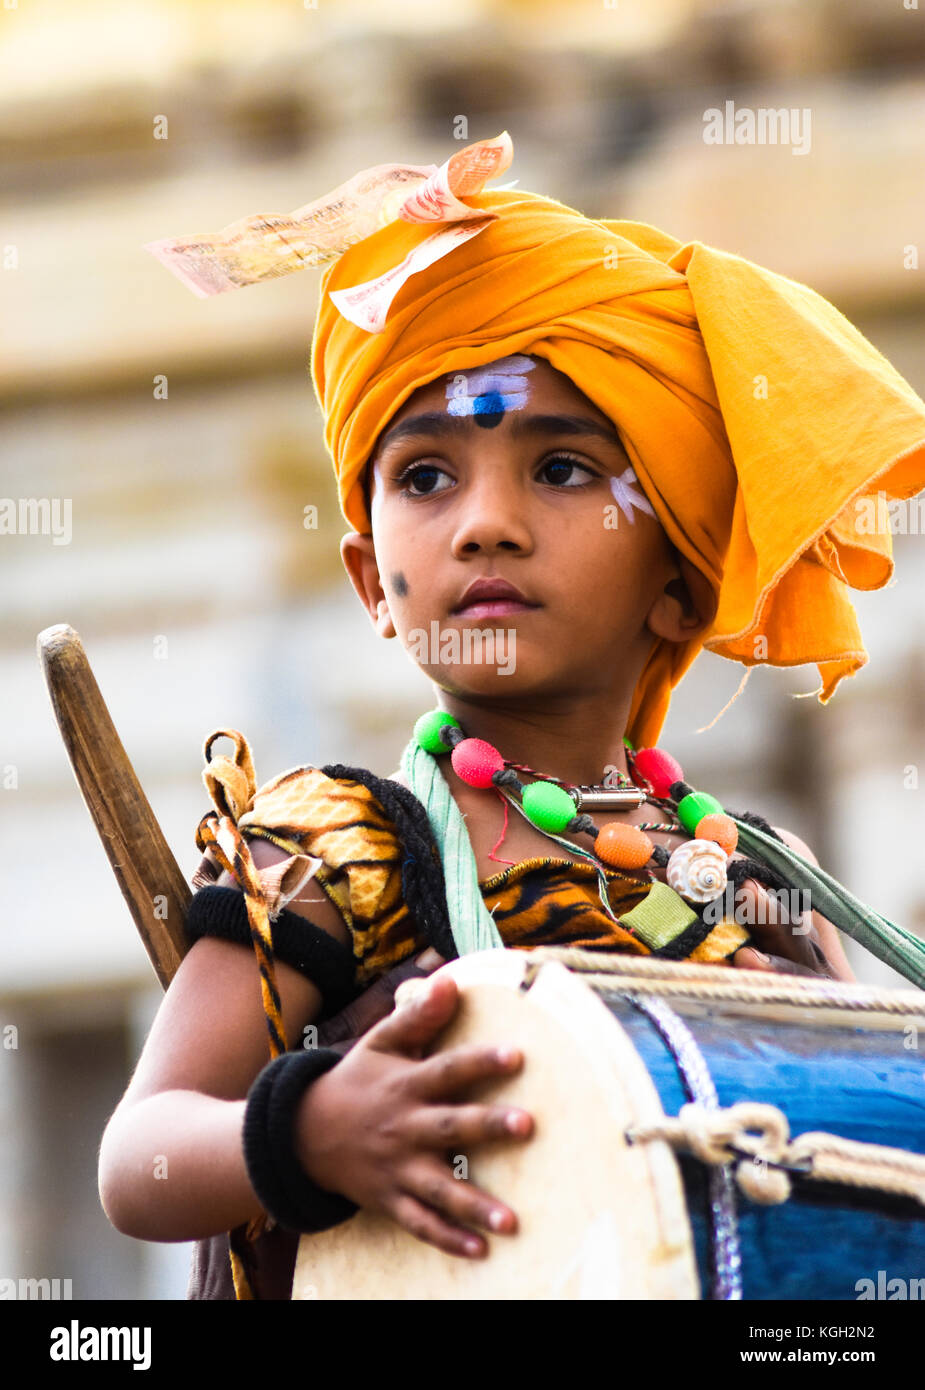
413, 708, 740, 922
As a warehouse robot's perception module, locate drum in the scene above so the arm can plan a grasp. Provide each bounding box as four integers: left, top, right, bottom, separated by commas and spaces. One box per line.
292, 948, 925, 1300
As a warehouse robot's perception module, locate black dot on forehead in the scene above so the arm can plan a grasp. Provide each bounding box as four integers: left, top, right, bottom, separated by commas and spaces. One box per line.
472, 390, 505, 429
390, 571, 409, 597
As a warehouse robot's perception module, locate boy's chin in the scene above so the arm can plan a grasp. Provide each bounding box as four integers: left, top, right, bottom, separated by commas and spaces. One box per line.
418, 662, 559, 699
401, 624, 523, 686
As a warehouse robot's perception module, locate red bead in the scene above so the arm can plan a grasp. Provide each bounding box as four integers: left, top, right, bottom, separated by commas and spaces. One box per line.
631, 747, 684, 798
451, 737, 505, 788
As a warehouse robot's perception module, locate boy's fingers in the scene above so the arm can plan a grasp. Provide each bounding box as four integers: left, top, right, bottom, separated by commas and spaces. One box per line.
732, 945, 825, 977
409, 1043, 525, 1100
384, 1190, 489, 1260
366, 973, 461, 1055
399, 1159, 519, 1241
738, 879, 780, 925
392, 978, 433, 1014
744, 925, 825, 973
315, 959, 422, 1047
317, 952, 449, 1049
404, 1100, 533, 1149
732, 946, 776, 971
738, 880, 825, 972
315, 982, 393, 1047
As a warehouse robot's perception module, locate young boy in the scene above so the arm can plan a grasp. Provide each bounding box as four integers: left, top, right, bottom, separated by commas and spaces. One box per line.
100, 139, 925, 1298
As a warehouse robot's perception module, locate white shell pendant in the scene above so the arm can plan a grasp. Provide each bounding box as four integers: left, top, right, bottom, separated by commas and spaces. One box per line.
666, 839, 728, 904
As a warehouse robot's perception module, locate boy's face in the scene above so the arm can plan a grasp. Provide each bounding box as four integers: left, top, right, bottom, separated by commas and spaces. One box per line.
341, 354, 704, 703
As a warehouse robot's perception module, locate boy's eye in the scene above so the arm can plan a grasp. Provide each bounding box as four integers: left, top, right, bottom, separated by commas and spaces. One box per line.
395, 462, 454, 495
539, 454, 598, 486
394, 452, 598, 495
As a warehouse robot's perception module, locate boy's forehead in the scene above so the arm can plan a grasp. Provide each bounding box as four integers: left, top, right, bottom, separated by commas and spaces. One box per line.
391, 354, 600, 422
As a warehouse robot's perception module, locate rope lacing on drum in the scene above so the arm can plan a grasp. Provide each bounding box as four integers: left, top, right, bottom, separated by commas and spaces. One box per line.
627, 1102, 925, 1207
523, 944, 925, 1015
622, 994, 743, 1301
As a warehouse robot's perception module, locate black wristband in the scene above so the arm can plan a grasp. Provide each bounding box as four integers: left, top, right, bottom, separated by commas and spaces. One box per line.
185, 885, 358, 1019
243, 1048, 361, 1235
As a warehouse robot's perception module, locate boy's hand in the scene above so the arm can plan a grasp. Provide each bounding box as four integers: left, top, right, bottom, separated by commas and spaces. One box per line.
732, 880, 846, 979
293, 969, 533, 1259
316, 948, 446, 1055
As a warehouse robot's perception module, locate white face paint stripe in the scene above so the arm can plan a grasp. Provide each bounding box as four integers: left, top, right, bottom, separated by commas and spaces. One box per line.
609, 467, 656, 524
445, 355, 536, 416
447, 390, 531, 416
450, 371, 528, 396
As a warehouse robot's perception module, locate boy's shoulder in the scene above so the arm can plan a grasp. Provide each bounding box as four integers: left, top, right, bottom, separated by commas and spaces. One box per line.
197, 749, 410, 888
241, 759, 401, 827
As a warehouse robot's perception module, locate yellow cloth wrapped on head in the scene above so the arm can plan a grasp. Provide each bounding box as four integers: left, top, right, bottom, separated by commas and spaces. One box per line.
310, 182, 925, 750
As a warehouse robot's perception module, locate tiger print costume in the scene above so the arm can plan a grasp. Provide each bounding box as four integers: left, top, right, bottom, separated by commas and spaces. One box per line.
191, 729, 750, 996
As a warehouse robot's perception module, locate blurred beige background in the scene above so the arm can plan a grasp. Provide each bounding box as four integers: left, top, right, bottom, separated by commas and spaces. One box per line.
1, 0, 924, 1300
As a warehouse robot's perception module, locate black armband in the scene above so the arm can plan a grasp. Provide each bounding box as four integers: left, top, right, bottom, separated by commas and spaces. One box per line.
184, 885, 358, 1018
242, 1048, 360, 1234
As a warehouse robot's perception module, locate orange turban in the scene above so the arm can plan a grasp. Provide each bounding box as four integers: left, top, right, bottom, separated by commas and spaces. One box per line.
310, 183, 925, 750
147, 135, 925, 751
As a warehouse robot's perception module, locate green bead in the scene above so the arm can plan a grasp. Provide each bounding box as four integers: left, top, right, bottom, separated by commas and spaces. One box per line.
623, 736, 635, 751
677, 790, 724, 835
521, 780, 576, 833
414, 709, 462, 754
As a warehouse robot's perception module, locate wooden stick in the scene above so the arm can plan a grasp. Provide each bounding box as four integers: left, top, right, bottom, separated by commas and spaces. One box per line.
37, 623, 189, 990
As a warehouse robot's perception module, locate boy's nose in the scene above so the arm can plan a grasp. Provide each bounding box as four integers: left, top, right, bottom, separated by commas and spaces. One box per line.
449, 476, 534, 555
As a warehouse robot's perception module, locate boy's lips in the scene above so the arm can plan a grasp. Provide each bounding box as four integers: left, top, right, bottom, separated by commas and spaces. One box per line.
451, 577, 541, 617
454, 598, 540, 618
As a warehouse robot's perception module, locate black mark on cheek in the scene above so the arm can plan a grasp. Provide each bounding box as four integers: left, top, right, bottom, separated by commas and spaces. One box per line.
391, 571, 409, 598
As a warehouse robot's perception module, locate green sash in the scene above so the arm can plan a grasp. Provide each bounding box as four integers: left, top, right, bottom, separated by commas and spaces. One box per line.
731, 816, 925, 989
400, 739, 503, 954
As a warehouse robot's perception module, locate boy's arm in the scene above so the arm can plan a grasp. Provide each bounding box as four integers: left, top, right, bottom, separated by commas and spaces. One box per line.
101, 836, 540, 1260
98, 932, 327, 1240
98, 839, 346, 1242
98, 940, 324, 1240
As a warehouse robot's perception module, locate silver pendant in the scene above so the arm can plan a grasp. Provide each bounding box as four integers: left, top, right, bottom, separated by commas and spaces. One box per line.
568, 785, 646, 810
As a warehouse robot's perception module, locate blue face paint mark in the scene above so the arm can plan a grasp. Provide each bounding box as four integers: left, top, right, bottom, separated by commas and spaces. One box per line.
472, 390, 506, 428
445, 355, 535, 425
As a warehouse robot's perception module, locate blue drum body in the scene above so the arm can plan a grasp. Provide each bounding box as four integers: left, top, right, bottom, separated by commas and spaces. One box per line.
604, 992, 925, 1300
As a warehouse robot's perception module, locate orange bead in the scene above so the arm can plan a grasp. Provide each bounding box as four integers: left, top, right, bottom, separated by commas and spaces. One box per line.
695, 812, 738, 855
595, 822, 653, 870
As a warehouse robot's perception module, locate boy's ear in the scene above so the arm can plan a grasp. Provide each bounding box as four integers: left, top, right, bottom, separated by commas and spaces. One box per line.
646, 555, 716, 644
340, 532, 396, 639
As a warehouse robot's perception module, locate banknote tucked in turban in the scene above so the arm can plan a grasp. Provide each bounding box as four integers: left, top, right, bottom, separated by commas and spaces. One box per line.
149, 132, 925, 750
